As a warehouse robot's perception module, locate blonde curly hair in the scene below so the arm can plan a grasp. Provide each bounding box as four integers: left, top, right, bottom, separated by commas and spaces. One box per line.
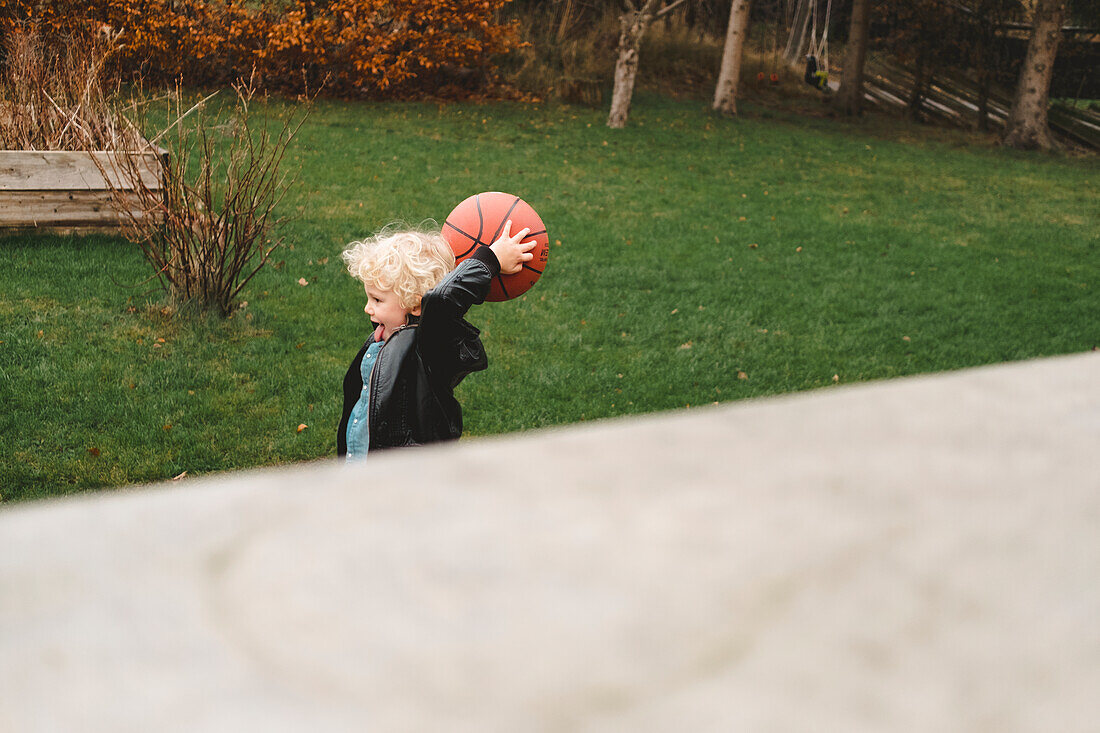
341, 223, 456, 309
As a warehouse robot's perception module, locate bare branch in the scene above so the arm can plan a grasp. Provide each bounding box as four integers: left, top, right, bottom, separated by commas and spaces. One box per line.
147, 90, 220, 145
655, 0, 691, 19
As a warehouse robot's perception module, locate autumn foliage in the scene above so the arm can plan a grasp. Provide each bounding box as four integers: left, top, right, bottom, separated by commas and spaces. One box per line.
0, 0, 522, 98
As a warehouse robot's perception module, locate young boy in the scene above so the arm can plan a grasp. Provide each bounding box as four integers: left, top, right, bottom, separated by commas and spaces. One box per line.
337, 221, 535, 460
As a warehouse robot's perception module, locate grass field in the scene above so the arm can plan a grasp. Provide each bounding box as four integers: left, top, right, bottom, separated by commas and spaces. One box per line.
1, 93, 1097, 501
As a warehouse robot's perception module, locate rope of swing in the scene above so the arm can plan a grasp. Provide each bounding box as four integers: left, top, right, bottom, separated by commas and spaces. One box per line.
810, 0, 832, 73
783, 0, 831, 68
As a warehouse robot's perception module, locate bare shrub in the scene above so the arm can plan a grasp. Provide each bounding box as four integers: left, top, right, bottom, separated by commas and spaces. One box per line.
111, 80, 307, 316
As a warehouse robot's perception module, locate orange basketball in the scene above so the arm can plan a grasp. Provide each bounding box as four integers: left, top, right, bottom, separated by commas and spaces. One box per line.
442, 192, 549, 302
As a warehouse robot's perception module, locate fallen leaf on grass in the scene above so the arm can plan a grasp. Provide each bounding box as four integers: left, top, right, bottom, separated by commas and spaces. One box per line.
298, 278, 308, 286
833, 374, 840, 383
172, 471, 188, 481
87, 447, 100, 457
679, 341, 693, 350
738, 371, 748, 380
163, 424, 172, 431
297, 423, 308, 433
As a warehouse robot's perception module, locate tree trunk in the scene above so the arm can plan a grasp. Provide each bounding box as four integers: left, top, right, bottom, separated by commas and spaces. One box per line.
832, 0, 870, 116
556, 0, 577, 41
713, 0, 752, 115
1003, 0, 1066, 150
977, 69, 991, 131
907, 48, 928, 121
607, 9, 652, 129
973, 18, 992, 131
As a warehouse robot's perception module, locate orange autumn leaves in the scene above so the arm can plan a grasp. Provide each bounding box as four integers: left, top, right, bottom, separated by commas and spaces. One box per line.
0, 0, 522, 98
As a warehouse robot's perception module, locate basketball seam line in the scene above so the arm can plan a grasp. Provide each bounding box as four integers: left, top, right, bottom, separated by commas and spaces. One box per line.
444, 220, 480, 258
475, 194, 485, 243
490, 196, 523, 245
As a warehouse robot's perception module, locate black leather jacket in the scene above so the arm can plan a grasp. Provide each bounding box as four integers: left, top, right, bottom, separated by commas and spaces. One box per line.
337, 246, 499, 456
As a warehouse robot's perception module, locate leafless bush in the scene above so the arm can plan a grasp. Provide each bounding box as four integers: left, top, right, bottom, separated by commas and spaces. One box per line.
0, 26, 141, 150
111, 80, 307, 316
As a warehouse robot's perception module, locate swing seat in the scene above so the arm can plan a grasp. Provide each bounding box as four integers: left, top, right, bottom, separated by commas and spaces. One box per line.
803, 55, 819, 86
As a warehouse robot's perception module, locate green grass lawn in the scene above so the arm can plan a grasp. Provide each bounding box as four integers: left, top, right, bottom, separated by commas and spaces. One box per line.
2, 93, 1097, 501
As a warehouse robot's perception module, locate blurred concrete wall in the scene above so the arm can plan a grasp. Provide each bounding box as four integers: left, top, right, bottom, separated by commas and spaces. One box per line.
2, 352, 1099, 732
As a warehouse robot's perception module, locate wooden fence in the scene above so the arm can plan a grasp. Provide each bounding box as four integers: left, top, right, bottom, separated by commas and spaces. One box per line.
858, 58, 1100, 150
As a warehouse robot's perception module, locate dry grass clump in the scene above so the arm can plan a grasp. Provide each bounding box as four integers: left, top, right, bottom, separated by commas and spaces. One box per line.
502, 4, 619, 102
0, 26, 142, 150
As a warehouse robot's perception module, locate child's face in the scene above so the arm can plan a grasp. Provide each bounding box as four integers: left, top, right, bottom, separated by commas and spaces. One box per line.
364, 285, 419, 341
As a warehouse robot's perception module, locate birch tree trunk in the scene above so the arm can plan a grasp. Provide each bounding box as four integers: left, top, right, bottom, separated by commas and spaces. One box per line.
1003, 0, 1066, 150
832, 0, 870, 116
712, 0, 752, 115
606, 0, 689, 128
607, 8, 654, 129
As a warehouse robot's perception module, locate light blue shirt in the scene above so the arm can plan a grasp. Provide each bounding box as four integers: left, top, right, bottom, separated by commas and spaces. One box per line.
345, 338, 384, 461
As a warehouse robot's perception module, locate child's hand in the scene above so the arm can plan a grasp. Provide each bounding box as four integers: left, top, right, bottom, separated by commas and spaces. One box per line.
489, 220, 537, 275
